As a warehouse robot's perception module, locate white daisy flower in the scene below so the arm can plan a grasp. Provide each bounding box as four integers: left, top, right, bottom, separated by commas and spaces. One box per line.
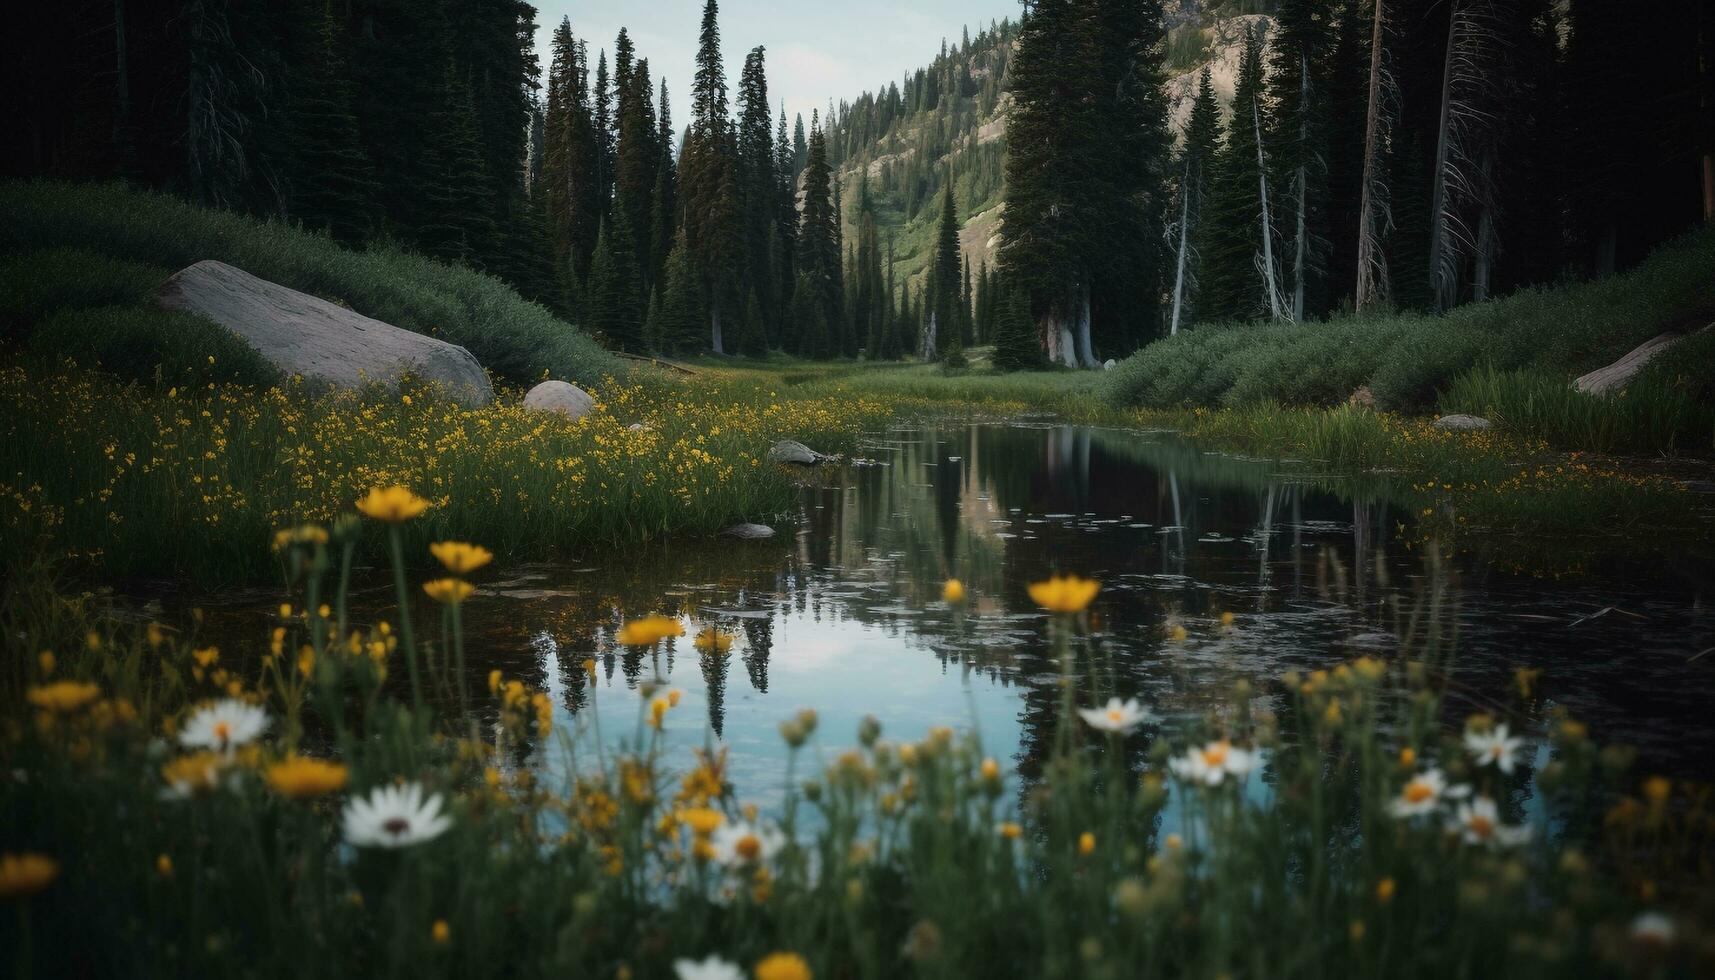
1387, 768, 1470, 818
1077, 697, 1157, 735
1464, 724, 1524, 774
673, 955, 745, 980
1630, 912, 1676, 946
1448, 796, 1530, 847
1168, 740, 1258, 786
178, 699, 269, 752
709, 821, 785, 866
342, 782, 452, 848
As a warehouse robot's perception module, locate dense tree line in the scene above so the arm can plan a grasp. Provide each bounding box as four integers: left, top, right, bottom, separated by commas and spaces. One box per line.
1005, 0, 1712, 367
6, 1, 1709, 368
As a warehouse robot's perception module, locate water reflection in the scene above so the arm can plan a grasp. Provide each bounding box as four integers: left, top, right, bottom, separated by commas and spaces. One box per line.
213, 424, 1715, 784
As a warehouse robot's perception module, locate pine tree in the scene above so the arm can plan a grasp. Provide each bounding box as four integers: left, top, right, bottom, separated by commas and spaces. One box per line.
1170, 66, 1220, 333
1198, 24, 1275, 323
924, 173, 961, 362
659, 227, 705, 354
417, 63, 497, 266
592, 48, 614, 218
614, 29, 658, 295
649, 80, 678, 289
585, 210, 644, 351
795, 119, 842, 359
737, 47, 778, 343
1268, 0, 1335, 321
991, 286, 1042, 372
680, 0, 742, 352
287, 3, 378, 244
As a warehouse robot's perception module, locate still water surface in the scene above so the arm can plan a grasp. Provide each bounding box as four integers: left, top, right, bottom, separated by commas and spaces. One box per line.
206, 424, 1715, 789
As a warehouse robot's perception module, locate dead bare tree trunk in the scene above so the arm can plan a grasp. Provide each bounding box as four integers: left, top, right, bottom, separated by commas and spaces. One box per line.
1472, 152, 1495, 302
1073, 283, 1098, 368
1355, 0, 1392, 311
1429, 2, 1461, 312
1292, 54, 1309, 323
1169, 159, 1193, 335
1252, 99, 1288, 322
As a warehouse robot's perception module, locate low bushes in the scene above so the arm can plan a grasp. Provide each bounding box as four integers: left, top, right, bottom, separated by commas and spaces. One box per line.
0, 181, 621, 388
1104, 228, 1715, 419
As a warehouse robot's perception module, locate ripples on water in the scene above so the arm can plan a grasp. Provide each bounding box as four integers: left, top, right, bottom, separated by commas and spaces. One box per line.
201, 424, 1715, 790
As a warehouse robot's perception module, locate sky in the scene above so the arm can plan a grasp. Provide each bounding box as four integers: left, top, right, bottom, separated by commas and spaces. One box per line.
532, 0, 1020, 140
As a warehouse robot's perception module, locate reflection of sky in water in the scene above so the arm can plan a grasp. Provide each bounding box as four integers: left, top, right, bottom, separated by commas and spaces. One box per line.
197, 424, 1715, 791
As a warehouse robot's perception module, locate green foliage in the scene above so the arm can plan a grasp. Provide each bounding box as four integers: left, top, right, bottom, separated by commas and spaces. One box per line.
1105, 227, 1715, 431
1440, 365, 1715, 456
991, 290, 1044, 373
0, 249, 168, 340
0, 181, 621, 388
25, 307, 280, 388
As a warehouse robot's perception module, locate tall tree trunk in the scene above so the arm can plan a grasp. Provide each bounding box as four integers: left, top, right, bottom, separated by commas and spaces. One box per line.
1356, 0, 1391, 311
1253, 100, 1286, 323
1472, 153, 1494, 302
1292, 54, 1308, 323
1428, 1, 1461, 313
710, 302, 724, 354
1073, 283, 1098, 369
1039, 305, 1075, 368
922, 309, 938, 361
1169, 160, 1192, 336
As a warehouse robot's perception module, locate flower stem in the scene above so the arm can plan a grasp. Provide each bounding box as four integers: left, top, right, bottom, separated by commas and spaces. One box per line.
386, 525, 423, 715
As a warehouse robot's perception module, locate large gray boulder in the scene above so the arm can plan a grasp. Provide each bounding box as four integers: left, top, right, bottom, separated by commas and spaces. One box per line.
1433, 414, 1492, 432
522, 380, 595, 421
156, 260, 492, 403
1574, 327, 1710, 395
719, 523, 775, 540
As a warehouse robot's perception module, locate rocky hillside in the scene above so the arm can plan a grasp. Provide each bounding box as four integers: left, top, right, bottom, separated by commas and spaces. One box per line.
823, 5, 1276, 296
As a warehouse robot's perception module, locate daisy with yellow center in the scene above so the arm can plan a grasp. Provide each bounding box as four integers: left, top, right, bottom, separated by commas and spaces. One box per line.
1463, 723, 1524, 775
1027, 575, 1100, 614
617, 615, 685, 646
1448, 796, 1530, 847
422, 578, 475, 605
429, 541, 493, 575
26, 681, 102, 714
1387, 768, 1468, 818
0, 852, 59, 899
355, 486, 430, 523
710, 821, 785, 866
1168, 739, 1258, 786
178, 698, 269, 753
265, 755, 350, 800
1076, 697, 1156, 735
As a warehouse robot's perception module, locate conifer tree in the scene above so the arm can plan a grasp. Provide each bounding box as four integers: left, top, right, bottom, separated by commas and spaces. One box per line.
1169, 66, 1220, 333
649, 80, 678, 288
585, 210, 644, 351
1268, 0, 1335, 321
737, 47, 778, 342
417, 63, 497, 266
1198, 24, 1276, 323
924, 173, 961, 361
592, 49, 614, 217
287, 3, 379, 244
991, 286, 1042, 371
795, 119, 841, 358
659, 227, 705, 354
614, 30, 658, 294
680, 0, 742, 352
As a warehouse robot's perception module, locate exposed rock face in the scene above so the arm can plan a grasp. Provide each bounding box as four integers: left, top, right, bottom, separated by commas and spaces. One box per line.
1574, 327, 1710, 395
767, 440, 825, 465
522, 380, 594, 421
719, 523, 776, 540
155, 260, 492, 404
1433, 414, 1492, 432
1164, 15, 1277, 142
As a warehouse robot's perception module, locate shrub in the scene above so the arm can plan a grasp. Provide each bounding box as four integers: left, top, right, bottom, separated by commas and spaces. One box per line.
0, 248, 168, 341
26, 306, 281, 388
0, 181, 622, 388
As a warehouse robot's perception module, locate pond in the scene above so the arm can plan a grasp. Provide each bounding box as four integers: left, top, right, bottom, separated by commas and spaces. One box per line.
198, 423, 1715, 792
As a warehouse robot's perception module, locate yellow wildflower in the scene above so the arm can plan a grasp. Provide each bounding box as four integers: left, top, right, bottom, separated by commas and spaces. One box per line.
1376, 877, 1396, 903
429, 541, 493, 575
997, 822, 1023, 840
431, 919, 450, 944
754, 952, 812, 980
682, 807, 724, 835
942, 579, 966, 603
37, 651, 54, 676
423, 578, 475, 605
0, 853, 59, 899
265, 756, 350, 800
616, 615, 684, 646
26, 681, 101, 714
1078, 832, 1096, 856
693, 628, 734, 654
156, 854, 173, 877
1027, 575, 1100, 614
354, 486, 430, 523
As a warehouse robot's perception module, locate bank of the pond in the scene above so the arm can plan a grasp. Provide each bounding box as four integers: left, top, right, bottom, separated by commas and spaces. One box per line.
0, 365, 897, 583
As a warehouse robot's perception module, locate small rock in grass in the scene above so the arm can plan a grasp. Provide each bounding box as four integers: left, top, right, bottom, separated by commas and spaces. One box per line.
522, 380, 594, 421
767, 439, 824, 465
719, 523, 775, 540
1432, 414, 1492, 432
